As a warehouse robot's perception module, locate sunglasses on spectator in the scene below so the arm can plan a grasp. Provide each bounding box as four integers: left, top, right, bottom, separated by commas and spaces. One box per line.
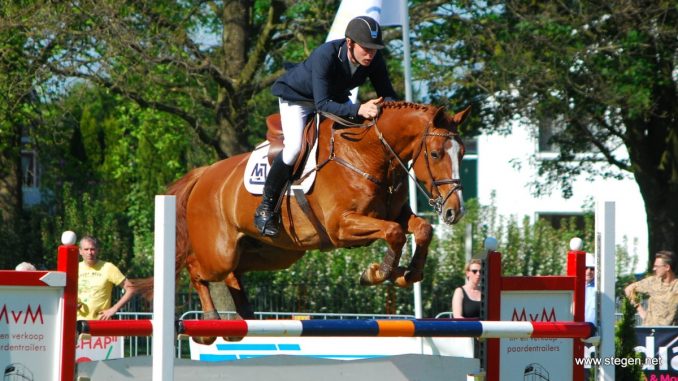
469, 269, 480, 274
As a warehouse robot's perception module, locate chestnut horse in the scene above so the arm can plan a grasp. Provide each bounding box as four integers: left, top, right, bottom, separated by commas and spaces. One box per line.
140, 101, 469, 341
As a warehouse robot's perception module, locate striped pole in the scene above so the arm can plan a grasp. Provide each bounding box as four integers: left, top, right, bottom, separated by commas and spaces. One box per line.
78, 319, 594, 340
173, 319, 594, 339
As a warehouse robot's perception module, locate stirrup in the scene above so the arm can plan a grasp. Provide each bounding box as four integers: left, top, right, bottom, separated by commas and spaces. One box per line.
254, 208, 281, 237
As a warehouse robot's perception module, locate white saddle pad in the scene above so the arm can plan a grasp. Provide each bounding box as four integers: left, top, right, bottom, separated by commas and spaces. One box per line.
244, 140, 318, 195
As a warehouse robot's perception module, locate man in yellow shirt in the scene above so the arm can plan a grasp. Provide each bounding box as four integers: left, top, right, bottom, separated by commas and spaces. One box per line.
77, 236, 136, 320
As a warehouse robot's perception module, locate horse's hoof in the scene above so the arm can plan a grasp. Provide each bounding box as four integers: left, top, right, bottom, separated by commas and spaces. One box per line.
359, 263, 385, 286
404, 268, 424, 284
224, 336, 245, 342
191, 336, 217, 345
390, 267, 410, 288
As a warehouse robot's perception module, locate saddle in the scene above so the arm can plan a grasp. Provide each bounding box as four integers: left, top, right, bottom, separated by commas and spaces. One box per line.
265, 113, 319, 181
264, 113, 331, 249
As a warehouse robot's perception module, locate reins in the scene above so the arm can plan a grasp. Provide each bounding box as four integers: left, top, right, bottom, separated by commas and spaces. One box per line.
311, 109, 462, 215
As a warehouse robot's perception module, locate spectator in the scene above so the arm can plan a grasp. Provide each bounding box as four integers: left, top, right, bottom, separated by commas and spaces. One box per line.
584, 253, 596, 324
77, 235, 136, 320
624, 250, 678, 326
15, 262, 36, 271
452, 259, 482, 318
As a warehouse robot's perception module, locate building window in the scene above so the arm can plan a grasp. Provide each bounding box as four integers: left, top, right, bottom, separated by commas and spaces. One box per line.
538, 123, 557, 153
464, 137, 478, 155
537, 212, 586, 231
21, 150, 39, 188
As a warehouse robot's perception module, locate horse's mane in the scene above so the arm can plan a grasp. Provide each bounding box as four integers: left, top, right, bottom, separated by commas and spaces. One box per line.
381, 101, 434, 112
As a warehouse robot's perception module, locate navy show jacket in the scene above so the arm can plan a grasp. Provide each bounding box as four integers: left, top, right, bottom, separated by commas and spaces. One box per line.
271, 39, 397, 117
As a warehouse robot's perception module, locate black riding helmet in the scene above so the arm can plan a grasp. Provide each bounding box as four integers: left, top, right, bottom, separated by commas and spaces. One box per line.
345, 16, 384, 50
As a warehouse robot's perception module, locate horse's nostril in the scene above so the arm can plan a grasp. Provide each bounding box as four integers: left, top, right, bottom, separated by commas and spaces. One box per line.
445, 208, 455, 221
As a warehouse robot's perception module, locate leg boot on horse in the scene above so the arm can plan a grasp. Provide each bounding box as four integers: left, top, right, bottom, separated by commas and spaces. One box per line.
254, 154, 293, 237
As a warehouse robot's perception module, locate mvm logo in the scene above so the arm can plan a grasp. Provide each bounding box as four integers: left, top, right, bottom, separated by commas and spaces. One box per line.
249, 162, 268, 185
511, 307, 557, 322
0, 304, 44, 325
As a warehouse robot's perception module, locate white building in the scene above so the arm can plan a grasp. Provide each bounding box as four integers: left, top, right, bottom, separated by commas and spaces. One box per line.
468, 124, 648, 273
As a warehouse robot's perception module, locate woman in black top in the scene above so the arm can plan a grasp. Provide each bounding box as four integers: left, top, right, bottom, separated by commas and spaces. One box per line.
452, 259, 482, 318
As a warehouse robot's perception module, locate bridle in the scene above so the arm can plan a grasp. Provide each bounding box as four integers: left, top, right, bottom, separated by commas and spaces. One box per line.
378, 122, 463, 215
320, 110, 463, 215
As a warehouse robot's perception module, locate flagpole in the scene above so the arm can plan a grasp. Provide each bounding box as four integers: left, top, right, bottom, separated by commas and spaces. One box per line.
401, 0, 413, 102
399, 0, 423, 319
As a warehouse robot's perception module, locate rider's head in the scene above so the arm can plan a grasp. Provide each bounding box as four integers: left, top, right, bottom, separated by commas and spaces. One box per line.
345, 16, 384, 67
345, 16, 384, 50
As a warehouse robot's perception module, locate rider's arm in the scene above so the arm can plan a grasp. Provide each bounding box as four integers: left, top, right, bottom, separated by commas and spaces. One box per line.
311, 44, 361, 117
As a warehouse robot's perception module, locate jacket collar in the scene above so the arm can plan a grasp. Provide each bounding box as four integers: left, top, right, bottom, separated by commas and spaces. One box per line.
337, 39, 362, 77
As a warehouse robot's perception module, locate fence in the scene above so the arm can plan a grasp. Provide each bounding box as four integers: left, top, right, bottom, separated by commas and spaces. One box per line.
115, 311, 417, 358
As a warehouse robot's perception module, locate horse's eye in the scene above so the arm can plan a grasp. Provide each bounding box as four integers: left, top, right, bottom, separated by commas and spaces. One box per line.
430, 151, 441, 159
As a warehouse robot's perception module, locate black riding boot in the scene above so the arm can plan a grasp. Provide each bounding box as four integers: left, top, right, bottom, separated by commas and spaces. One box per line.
254, 154, 293, 236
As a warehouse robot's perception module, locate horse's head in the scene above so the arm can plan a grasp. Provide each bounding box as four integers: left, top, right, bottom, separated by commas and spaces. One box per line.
410, 105, 471, 225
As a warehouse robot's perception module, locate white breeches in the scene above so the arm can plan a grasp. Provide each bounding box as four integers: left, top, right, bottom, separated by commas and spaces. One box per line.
278, 98, 315, 166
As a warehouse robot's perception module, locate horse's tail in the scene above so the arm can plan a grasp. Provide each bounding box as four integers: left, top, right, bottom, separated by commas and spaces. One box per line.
133, 166, 209, 301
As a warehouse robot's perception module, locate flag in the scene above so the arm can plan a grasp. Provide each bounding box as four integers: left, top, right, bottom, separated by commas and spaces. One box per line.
326, 0, 404, 42
326, 0, 408, 103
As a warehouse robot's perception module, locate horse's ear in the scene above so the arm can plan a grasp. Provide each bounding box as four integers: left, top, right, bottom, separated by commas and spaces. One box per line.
451, 106, 472, 126
433, 106, 448, 126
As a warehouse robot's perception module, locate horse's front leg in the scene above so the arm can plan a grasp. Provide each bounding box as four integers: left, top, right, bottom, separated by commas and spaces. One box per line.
337, 213, 408, 286
393, 213, 433, 288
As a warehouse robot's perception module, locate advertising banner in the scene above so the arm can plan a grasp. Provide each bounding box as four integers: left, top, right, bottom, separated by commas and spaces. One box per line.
635, 326, 678, 379
1, 287, 62, 381
500, 290, 574, 381
76, 335, 124, 362
189, 336, 475, 361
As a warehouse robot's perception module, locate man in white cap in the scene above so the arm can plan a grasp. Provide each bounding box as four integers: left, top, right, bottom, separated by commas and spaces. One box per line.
584, 253, 596, 324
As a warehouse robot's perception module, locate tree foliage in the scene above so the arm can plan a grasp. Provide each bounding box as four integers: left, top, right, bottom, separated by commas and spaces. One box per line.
2, 0, 349, 159
414, 1, 678, 264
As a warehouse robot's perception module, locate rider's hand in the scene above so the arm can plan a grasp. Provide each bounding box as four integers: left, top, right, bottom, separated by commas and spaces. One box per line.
357, 97, 384, 119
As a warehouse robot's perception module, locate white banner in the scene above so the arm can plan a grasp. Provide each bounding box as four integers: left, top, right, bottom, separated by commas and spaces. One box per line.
326, 0, 403, 42
190, 336, 474, 361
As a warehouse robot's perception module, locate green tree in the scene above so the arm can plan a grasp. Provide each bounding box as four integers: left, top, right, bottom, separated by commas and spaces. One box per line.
1, 0, 347, 159
415, 1, 678, 267
614, 298, 644, 380
31, 85, 206, 272
0, 12, 52, 268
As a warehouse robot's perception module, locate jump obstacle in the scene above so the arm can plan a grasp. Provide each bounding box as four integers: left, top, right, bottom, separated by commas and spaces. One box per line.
1, 195, 617, 381
78, 318, 593, 339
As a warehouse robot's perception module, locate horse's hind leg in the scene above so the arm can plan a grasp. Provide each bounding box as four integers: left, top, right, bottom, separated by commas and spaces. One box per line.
220, 272, 255, 342
225, 272, 254, 319
186, 255, 219, 345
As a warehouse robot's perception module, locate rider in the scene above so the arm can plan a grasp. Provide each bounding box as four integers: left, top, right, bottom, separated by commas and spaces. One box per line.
254, 15, 398, 236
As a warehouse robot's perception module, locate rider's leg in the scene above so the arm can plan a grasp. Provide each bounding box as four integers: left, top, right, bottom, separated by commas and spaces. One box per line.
253, 98, 313, 236
254, 153, 293, 236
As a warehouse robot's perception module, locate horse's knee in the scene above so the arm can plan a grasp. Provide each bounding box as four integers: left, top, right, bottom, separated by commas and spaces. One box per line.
384, 224, 407, 249
415, 224, 433, 246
